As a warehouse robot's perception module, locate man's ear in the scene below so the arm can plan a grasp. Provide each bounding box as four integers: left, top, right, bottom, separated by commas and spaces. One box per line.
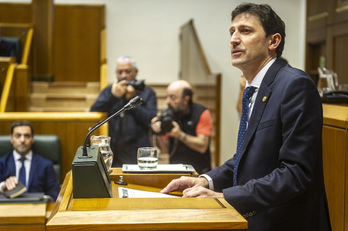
184, 95, 190, 105
269, 33, 281, 51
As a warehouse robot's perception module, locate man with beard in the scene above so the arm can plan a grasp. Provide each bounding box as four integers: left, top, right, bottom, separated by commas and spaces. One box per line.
151, 80, 213, 174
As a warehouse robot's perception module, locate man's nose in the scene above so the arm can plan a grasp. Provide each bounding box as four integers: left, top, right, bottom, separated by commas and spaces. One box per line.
230, 32, 240, 47
19, 136, 26, 142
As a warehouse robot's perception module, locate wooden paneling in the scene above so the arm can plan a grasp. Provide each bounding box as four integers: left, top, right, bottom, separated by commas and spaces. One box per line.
110, 168, 198, 189
0, 203, 46, 231
307, 0, 328, 18
330, 21, 348, 85
306, 0, 348, 87
0, 112, 107, 183
47, 171, 247, 231
0, 3, 31, 24
31, 0, 54, 81
322, 125, 346, 231
53, 4, 105, 82
322, 104, 348, 231
0, 3, 105, 83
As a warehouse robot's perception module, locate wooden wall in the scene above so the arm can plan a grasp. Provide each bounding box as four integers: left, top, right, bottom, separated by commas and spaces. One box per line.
0, 3, 31, 23
322, 104, 348, 231
0, 3, 105, 82
53, 4, 105, 82
305, 0, 348, 86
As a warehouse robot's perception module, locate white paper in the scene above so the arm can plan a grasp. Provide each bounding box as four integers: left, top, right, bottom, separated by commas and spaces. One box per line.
122, 164, 195, 173
118, 187, 179, 198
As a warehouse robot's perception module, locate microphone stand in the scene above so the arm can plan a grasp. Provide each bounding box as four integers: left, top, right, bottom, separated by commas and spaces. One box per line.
80, 96, 143, 158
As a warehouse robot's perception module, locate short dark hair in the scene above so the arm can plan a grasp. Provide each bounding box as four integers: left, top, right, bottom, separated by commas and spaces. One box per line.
182, 88, 193, 104
231, 3, 286, 58
11, 120, 34, 135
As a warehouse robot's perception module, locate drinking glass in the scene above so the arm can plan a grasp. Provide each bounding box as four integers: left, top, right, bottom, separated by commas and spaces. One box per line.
137, 147, 158, 170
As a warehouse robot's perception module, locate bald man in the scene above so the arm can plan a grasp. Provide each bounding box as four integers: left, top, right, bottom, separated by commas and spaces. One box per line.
151, 80, 213, 174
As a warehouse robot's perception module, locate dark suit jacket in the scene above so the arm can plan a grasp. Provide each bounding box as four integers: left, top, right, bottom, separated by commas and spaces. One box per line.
0, 152, 60, 201
206, 59, 331, 231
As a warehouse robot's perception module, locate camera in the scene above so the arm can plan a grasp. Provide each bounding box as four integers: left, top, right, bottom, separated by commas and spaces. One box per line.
157, 108, 175, 134
126, 80, 145, 91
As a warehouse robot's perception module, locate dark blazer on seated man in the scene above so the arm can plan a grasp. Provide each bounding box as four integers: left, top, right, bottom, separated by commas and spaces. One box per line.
0, 152, 60, 201
0, 120, 60, 201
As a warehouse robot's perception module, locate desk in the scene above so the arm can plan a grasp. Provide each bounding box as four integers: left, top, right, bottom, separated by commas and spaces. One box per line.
47, 168, 247, 231
322, 104, 348, 231
0, 202, 47, 231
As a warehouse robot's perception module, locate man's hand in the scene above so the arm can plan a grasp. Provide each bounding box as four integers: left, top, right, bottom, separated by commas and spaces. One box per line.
151, 117, 161, 133
182, 185, 223, 198
111, 79, 127, 98
168, 121, 182, 139
2, 176, 18, 191
161, 176, 209, 194
125, 85, 136, 100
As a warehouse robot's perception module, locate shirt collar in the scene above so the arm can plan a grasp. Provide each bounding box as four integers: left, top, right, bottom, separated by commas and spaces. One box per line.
13, 150, 33, 161
246, 58, 276, 90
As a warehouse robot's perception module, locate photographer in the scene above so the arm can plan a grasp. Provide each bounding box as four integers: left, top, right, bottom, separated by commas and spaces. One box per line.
91, 56, 157, 166
151, 80, 212, 174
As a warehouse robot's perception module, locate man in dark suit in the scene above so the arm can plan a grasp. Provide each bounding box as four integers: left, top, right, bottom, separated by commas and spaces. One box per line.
0, 121, 60, 201
161, 3, 331, 230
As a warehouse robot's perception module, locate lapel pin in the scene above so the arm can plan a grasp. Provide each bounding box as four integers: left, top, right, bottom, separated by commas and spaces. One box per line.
262, 96, 267, 102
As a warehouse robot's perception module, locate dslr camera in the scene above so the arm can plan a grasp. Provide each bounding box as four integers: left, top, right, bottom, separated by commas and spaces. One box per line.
157, 108, 175, 134
126, 80, 145, 91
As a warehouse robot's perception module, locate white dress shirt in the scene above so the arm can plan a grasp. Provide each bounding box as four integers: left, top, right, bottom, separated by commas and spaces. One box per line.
0, 151, 33, 192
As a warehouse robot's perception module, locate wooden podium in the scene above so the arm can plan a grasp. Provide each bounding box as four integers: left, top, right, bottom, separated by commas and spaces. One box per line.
0, 202, 47, 231
322, 104, 348, 230
46, 168, 247, 230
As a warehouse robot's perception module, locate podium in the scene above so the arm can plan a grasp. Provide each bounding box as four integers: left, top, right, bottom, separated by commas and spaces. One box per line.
0, 203, 47, 231
46, 168, 247, 230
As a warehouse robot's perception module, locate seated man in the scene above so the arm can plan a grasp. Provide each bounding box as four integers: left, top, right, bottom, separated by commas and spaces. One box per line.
0, 121, 60, 201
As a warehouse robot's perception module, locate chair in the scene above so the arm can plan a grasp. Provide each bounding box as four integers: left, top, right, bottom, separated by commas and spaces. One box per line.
1, 36, 22, 63
0, 135, 61, 183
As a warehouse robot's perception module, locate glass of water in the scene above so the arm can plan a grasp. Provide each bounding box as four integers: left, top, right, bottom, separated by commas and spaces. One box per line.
137, 147, 158, 170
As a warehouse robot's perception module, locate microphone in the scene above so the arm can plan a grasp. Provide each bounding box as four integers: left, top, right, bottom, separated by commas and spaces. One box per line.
80, 96, 143, 158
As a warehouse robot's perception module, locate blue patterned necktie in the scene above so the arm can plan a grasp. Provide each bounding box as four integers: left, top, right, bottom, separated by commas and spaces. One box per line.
233, 86, 256, 186
18, 157, 26, 187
